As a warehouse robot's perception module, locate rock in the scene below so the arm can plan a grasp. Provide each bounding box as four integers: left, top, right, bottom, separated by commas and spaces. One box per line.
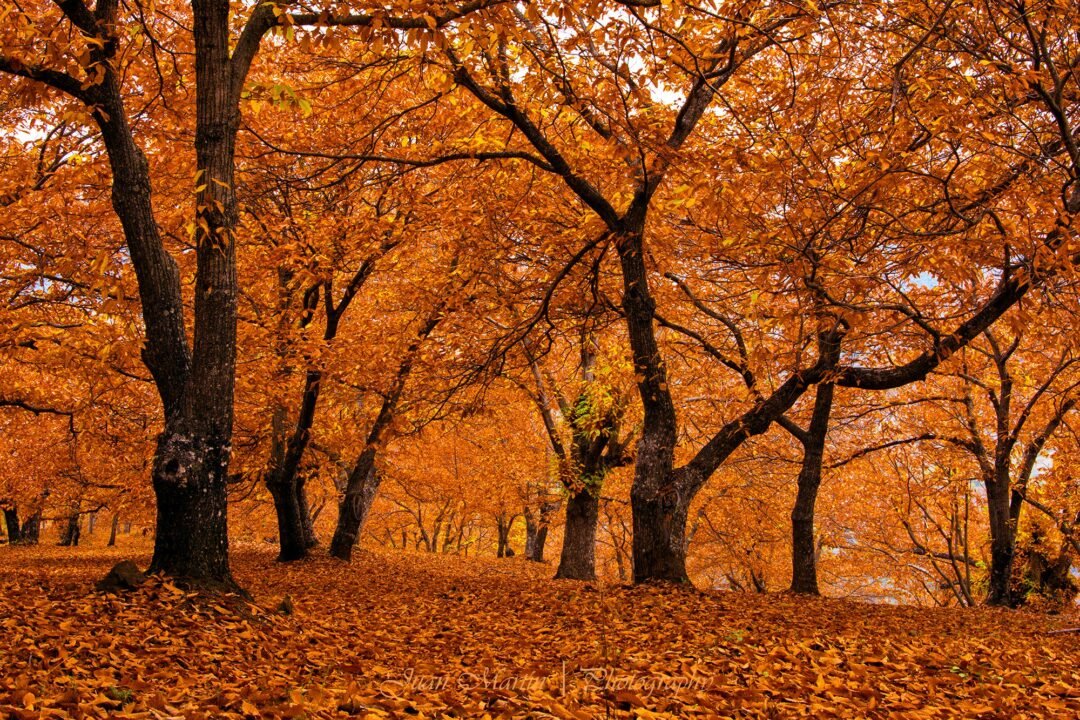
95, 560, 146, 592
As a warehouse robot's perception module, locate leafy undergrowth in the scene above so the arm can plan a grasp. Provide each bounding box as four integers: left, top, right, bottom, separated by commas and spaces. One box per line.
1, 546, 1078, 719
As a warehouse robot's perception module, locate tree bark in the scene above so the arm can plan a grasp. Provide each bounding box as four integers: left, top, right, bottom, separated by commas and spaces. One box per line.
269, 475, 309, 562
631, 486, 692, 583
555, 489, 600, 579
789, 383, 835, 595
58, 512, 80, 547
147, 431, 233, 583
21, 510, 40, 545
496, 515, 515, 558
2, 506, 19, 543
107, 512, 119, 547
328, 302, 445, 561
985, 477, 1016, 606
329, 449, 380, 561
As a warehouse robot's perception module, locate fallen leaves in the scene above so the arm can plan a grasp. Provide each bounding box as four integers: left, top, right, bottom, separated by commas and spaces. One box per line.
1, 544, 1078, 718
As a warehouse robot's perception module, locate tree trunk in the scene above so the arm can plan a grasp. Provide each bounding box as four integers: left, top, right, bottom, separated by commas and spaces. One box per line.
525, 500, 558, 562
107, 512, 119, 547
329, 448, 380, 561
985, 478, 1016, 606
631, 485, 692, 583
496, 515, 515, 558
2, 506, 19, 543
58, 512, 81, 547
87, 512, 97, 535
268, 475, 309, 562
147, 428, 234, 584
789, 383, 835, 595
297, 479, 318, 548
21, 510, 40, 545
555, 490, 600, 579
524, 516, 548, 562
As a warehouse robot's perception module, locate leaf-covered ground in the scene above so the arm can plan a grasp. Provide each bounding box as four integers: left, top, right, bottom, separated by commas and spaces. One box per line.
1, 545, 1078, 719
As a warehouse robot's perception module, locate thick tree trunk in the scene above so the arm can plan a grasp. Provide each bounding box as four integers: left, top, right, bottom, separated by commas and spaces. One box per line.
631, 485, 691, 583
147, 429, 234, 585
329, 448, 380, 561
107, 512, 119, 547
985, 478, 1015, 606
789, 383, 835, 595
3, 506, 19, 543
555, 490, 600, 579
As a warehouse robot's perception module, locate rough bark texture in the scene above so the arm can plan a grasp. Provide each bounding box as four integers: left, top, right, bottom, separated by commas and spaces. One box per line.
789, 383, 835, 595
554, 489, 600, 579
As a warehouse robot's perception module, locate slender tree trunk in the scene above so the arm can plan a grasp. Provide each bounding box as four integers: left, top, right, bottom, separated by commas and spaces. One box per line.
985, 477, 1016, 606
789, 383, 835, 595
2, 506, 19, 543
329, 448, 380, 560
555, 490, 600, 579
107, 512, 119, 547
87, 512, 97, 535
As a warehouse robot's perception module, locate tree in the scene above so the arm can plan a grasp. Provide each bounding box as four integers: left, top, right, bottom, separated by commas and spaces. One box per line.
0, 0, 505, 585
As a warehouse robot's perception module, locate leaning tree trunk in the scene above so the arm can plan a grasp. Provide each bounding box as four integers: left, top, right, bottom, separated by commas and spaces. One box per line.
617, 226, 691, 583
555, 489, 600, 579
3, 506, 19, 543
790, 383, 835, 595
329, 448, 380, 561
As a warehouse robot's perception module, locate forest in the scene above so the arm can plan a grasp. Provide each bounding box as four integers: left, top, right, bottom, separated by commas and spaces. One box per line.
1, 0, 1080, 717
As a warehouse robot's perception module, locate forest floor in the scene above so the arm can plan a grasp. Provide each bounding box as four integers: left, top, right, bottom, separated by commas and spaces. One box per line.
1, 544, 1078, 719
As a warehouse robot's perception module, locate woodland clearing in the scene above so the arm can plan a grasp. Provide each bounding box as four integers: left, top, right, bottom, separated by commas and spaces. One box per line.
1, 544, 1078, 719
